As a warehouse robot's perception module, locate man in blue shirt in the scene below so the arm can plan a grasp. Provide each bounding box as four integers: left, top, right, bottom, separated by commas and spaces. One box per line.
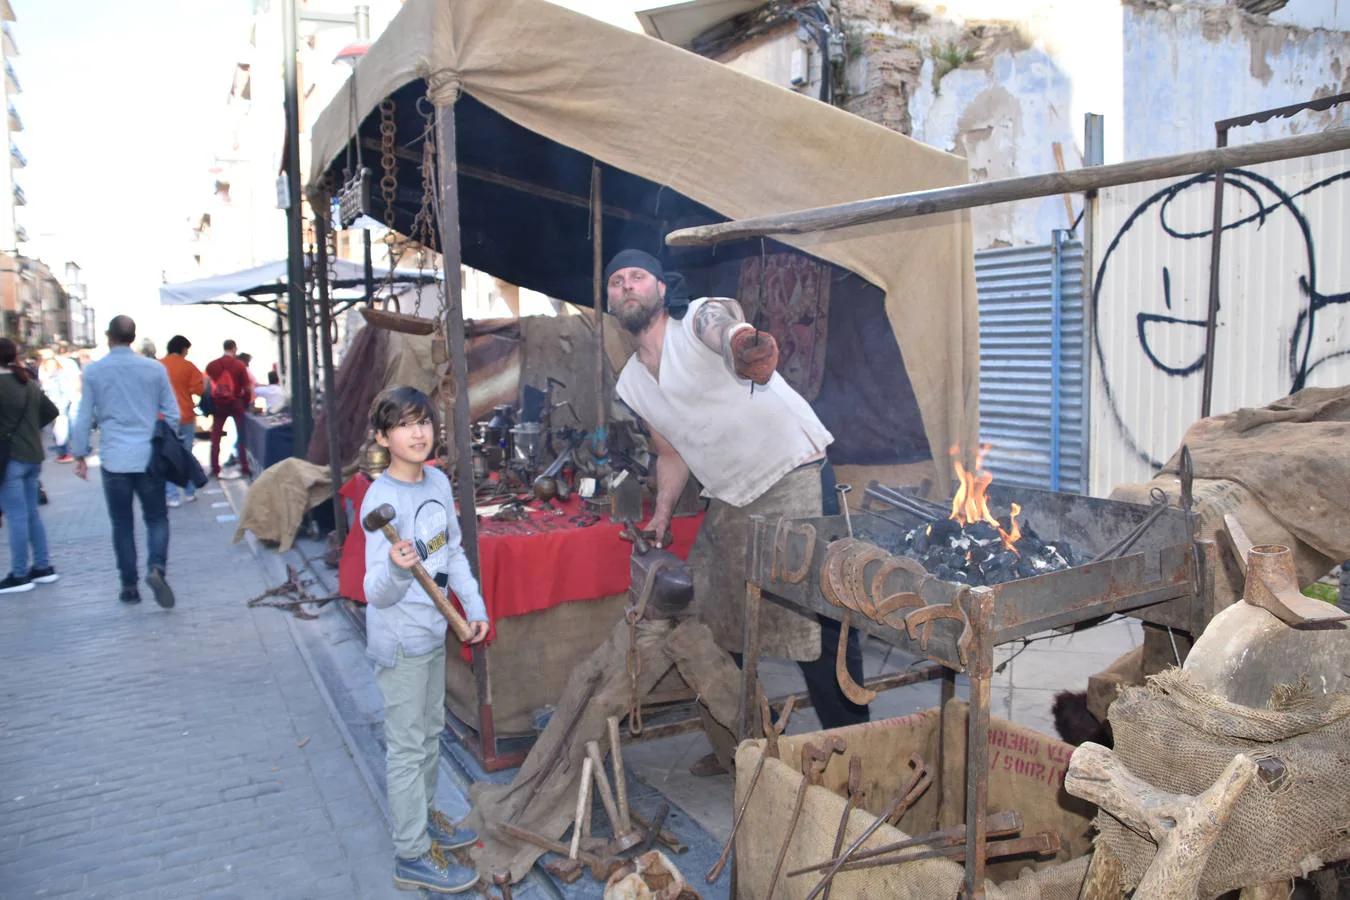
71, 316, 181, 607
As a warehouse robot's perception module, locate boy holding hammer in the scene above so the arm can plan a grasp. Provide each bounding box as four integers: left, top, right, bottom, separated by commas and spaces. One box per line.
362, 386, 491, 893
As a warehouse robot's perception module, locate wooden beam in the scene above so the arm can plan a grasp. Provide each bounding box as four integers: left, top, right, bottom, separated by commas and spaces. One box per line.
361, 138, 664, 227
665, 127, 1350, 246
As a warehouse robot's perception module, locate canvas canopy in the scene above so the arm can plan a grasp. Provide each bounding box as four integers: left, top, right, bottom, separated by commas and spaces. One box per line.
159, 258, 430, 307
307, 0, 978, 488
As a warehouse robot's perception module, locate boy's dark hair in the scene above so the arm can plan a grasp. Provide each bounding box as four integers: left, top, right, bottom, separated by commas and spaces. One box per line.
223, 339, 237, 352
369, 385, 437, 435
166, 335, 191, 355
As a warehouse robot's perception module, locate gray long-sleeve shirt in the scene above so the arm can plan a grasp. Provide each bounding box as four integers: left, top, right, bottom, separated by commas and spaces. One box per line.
70, 347, 179, 473
361, 466, 487, 668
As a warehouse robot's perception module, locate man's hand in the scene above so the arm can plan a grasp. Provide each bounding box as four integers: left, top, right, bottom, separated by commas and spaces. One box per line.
74, 458, 88, 481
641, 514, 673, 548
730, 328, 779, 385
389, 539, 419, 571
465, 620, 491, 644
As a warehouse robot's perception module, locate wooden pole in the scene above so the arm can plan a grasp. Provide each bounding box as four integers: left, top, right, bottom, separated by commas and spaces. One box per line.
592, 163, 606, 440
435, 99, 498, 763
313, 201, 347, 544
665, 128, 1350, 246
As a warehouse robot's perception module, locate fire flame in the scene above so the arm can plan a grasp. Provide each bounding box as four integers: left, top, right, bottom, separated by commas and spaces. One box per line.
949, 444, 1022, 553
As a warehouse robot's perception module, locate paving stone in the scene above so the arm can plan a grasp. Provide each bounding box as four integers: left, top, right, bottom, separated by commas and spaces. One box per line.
0, 463, 396, 898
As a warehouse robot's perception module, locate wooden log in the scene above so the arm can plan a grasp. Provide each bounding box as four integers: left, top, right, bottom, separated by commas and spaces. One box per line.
1065, 742, 1258, 900
665, 128, 1350, 246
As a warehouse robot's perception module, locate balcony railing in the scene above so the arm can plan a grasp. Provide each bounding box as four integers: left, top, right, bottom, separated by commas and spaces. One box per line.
10, 142, 24, 168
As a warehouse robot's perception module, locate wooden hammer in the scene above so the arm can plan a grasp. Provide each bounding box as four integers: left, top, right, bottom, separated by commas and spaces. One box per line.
361, 502, 473, 642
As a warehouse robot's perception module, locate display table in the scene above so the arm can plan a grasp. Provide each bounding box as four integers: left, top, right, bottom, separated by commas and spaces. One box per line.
337, 472, 705, 758
242, 413, 293, 475
340, 474, 700, 630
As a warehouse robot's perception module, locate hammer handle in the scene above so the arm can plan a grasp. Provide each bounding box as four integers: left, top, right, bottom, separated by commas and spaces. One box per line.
381, 523, 474, 642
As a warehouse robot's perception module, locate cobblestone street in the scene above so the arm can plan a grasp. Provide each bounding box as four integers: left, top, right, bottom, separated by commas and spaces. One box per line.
0, 461, 406, 899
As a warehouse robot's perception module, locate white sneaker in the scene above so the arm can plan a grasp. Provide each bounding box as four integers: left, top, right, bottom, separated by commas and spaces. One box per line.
182, 494, 198, 503
167, 498, 181, 508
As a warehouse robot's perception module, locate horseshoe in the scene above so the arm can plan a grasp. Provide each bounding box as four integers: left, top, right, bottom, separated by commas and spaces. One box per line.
835, 610, 877, 704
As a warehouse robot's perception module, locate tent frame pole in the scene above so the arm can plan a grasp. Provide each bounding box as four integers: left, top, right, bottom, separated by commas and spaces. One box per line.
436, 99, 519, 771
592, 163, 606, 440
313, 200, 347, 545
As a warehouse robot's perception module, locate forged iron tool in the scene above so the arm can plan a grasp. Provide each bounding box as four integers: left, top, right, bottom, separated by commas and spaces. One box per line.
766, 737, 846, 900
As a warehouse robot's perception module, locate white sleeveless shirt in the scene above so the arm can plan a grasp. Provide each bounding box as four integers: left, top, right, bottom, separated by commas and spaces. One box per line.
615, 298, 834, 507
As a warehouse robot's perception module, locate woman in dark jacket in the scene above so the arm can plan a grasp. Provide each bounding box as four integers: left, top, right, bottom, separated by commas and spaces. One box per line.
0, 338, 60, 593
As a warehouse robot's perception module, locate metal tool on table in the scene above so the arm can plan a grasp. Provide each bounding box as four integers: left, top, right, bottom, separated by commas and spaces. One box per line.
788, 809, 1026, 877
585, 739, 642, 853
767, 737, 846, 900
800, 753, 932, 900
360, 503, 473, 642
706, 692, 797, 883
823, 756, 863, 900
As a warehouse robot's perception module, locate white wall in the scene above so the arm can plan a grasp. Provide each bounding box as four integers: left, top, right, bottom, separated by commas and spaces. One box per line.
1123, 1, 1350, 159
1088, 148, 1350, 495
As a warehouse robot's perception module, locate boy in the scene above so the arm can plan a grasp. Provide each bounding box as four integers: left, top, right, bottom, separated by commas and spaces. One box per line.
362, 386, 491, 894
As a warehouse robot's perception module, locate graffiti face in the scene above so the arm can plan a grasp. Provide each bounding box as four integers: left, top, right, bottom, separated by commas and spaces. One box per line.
1093, 166, 1350, 473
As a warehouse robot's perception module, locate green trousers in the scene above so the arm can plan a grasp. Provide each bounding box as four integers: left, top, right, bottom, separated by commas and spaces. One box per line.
375, 645, 447, 859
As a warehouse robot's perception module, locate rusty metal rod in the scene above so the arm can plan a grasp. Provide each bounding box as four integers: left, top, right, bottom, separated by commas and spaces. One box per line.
830, 831, 1060, 875
786, 809, 1025, 877
800, 759, 931, 900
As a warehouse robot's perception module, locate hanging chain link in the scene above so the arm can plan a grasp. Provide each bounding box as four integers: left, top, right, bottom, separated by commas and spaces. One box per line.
377, 98, 402, 310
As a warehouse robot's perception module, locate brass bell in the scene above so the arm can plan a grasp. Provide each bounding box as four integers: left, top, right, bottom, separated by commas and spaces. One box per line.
361, 438, 391, 477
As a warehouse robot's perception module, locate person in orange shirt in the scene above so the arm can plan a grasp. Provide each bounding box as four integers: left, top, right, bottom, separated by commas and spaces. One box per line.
160, 335, 206, 507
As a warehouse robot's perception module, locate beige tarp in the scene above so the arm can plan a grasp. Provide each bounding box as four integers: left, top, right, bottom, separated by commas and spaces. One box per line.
307, 0, 978, 492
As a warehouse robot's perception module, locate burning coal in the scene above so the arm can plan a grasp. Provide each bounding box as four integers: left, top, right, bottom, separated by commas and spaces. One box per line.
864, 446, 1078, 587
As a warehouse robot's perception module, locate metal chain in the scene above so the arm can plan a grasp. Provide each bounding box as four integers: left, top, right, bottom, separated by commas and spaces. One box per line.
377, 98, 402, 309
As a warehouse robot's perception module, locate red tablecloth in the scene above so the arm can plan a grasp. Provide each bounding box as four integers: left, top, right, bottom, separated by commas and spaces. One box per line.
338, 474, 703, 653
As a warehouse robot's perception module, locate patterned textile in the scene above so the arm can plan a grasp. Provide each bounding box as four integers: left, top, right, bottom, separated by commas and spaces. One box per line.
736, 252, 831, 401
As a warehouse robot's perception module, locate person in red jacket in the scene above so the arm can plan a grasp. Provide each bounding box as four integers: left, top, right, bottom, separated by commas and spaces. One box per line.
204, 339, 254, 479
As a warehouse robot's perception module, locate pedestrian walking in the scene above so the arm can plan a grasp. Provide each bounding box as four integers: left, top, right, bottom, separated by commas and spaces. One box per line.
0, 337, 61, 593
70, 316, 180, 607
37, 350, 79, 462
160, 335, 205, 508
205, 339, 253, 479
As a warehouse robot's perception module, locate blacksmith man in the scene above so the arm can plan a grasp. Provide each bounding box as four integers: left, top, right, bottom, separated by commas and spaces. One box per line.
607, 248, 869, 774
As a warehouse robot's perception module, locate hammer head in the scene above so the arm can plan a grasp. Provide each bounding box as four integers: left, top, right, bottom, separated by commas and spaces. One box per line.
362, 502, 397, 533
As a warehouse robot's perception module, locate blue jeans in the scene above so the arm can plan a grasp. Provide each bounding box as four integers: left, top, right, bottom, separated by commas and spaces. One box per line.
166, 422, 197, 501
1, 460, 49, 577
101, 468, 169, 588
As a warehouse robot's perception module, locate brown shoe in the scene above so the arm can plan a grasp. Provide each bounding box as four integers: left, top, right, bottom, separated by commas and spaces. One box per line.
689, 752, 729, 777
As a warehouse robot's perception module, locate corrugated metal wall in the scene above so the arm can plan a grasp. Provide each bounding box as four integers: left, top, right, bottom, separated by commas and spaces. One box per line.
976, 234, 1088, 493
1089, 148, 1350, 496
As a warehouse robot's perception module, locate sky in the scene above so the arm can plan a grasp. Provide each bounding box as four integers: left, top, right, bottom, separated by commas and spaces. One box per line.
12, 0, 649, 354
16, 0, 254, 324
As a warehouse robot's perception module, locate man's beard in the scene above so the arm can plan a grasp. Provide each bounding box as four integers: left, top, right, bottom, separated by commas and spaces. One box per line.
614, 293, 662, 334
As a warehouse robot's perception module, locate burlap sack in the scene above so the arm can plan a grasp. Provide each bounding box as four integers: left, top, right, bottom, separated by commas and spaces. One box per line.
1097, 669, 1350, 898
1109, 476, 1336, 618
733, 702, 1095, 899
